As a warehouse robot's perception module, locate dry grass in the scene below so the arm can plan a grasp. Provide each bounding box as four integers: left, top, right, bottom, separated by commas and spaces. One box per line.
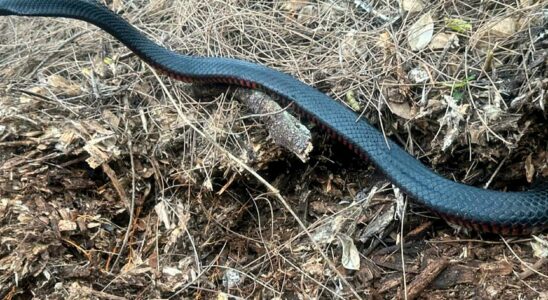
0, 0, 546, 299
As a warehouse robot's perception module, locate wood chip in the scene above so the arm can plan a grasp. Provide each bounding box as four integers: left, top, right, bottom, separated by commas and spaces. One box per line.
406, 258, 450, 300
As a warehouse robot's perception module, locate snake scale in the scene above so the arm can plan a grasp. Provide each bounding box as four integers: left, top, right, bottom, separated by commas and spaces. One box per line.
1, 0, 547, 234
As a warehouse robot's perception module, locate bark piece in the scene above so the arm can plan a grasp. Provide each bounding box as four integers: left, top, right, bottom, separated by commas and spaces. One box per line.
191, 84, 312, 161
405, 258, 450, 300
233, 88, 312, 162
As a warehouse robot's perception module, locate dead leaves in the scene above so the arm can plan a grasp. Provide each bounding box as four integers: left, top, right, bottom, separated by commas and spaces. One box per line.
1, 1, 547, 299
407, 12, 434, 51
482, 17, 518, 38
401, 0, 424, 13
429, 32, 459, 50
69, 119, 120, 169
46, 74, 82, 97
281, 0, 309, 13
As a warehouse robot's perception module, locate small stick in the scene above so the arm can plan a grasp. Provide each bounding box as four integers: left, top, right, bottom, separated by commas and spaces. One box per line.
191, 84, 313, 161
405, 258, 450, 300
233, 88, 312, 162
519, 258, 547, 280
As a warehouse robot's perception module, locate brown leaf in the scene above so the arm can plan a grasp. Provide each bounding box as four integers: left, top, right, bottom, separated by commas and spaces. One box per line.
47, 74, 81, 97
429, 32, 458, 50
485, 17, 517, 37
387, 101, 417, 120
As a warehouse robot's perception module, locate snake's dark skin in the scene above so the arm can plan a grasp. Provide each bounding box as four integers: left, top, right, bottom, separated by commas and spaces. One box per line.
1, 0, 547, 235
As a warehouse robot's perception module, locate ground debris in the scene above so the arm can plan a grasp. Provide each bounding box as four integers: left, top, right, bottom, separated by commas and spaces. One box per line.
0, 0, 546, 299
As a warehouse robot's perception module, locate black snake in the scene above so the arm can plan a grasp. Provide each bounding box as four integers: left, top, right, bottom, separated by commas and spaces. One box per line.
1, 0, 546, 234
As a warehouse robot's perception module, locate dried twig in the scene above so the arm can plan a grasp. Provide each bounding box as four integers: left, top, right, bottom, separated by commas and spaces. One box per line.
405, 258, 450, 300
191, 84, 313, 161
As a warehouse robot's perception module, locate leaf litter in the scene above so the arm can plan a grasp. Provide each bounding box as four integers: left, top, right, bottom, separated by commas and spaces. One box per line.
0, 0, 546, 299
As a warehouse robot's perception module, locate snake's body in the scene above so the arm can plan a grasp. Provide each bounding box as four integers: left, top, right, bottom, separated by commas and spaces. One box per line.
1, 0, 547, 234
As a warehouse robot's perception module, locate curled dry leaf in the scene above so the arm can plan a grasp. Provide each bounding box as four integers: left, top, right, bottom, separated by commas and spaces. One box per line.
484, 17, 518, 37
339, 235, 360, 270
474, 17, 519, 50
155, 201, 172, 229
358, 204, 395, 242
401, 0, 424, 12
429, 32, 458, 50
531, 236, 548, 258
387, 101, 416, 120
407, 12, 434, 51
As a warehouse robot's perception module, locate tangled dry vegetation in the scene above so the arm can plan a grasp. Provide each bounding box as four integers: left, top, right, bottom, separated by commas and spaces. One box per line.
0, 0, 547, 299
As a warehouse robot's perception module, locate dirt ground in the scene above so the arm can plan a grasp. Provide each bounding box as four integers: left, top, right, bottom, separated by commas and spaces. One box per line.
0, 0, 547, 299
